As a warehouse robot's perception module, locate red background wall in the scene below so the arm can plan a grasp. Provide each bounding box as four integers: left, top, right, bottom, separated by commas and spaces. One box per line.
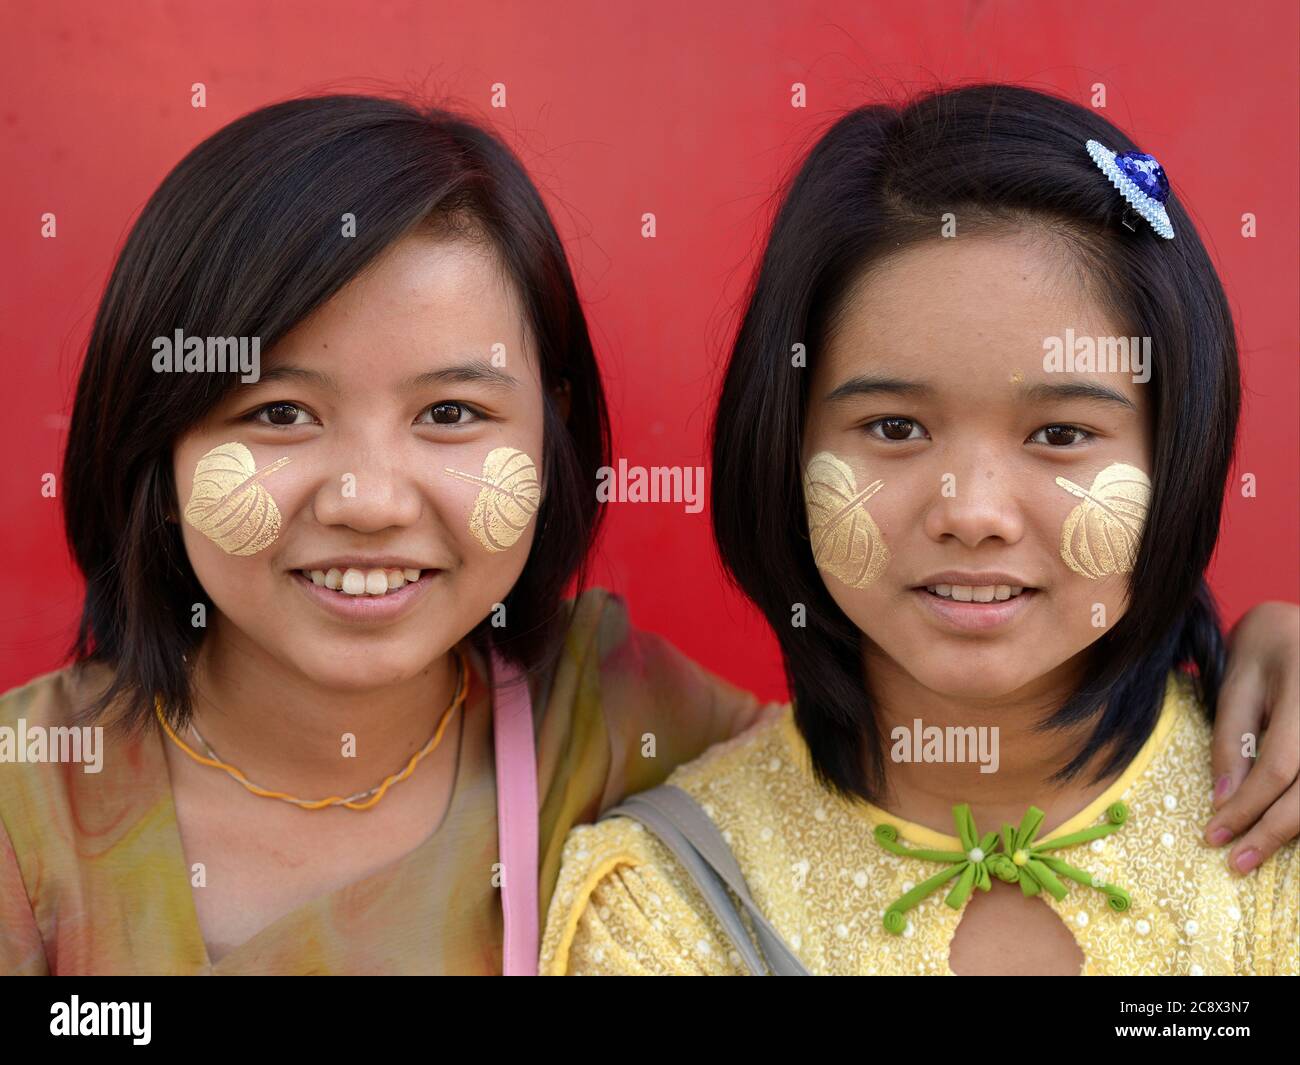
2, 0, 1296, 701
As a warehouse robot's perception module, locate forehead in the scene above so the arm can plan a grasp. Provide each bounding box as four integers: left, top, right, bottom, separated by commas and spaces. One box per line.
266, 231, 537, 384
817, 231, 1127, 391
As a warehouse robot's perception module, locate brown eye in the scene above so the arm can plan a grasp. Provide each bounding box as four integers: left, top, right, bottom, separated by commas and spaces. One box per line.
868, 417, 923, 441
264, 403, 304, 426
416, 402, 483, 427
1036, 425, 1087, 446
429, 402, 464, 424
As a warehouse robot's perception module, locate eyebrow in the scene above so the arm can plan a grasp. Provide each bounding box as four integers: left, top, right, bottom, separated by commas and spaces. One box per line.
824, 374, 933, 403
1020, 380, 1137, 412
823, 373, 1136, 413
252, 358, 520, 393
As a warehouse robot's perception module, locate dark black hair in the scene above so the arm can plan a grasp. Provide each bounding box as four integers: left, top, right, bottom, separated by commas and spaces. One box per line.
711, 83, 1239, 804
63, 94, 609, 735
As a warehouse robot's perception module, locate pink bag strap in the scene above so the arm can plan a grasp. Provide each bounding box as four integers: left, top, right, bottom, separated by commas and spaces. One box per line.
489, 649, 539, 976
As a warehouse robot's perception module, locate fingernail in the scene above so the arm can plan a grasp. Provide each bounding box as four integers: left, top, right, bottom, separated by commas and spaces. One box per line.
1207, 826, 1233, 846
1213, 774, 1234, 803
1234, 848, 1262, 874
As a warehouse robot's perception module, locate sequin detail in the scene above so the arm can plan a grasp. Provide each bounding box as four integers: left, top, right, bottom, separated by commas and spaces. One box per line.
542, 672, 1299, 975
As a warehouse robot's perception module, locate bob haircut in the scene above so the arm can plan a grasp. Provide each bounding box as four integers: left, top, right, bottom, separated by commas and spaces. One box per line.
63, 94, 609, 735
712, 83, 1240, 805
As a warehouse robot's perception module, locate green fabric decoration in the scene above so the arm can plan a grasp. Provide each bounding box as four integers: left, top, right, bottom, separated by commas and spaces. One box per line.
873, 801, 1131, 934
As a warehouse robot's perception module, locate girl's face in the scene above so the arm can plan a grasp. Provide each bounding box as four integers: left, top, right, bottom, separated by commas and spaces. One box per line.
172, 232, 547, 691
802, 231, 1154, 703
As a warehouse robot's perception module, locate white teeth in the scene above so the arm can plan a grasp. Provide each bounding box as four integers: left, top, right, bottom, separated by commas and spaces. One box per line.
926, 584, 1029, 602
305, 566, 422, 596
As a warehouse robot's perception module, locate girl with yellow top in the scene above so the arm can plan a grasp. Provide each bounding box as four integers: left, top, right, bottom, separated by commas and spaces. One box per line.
541, 84, 1300, 976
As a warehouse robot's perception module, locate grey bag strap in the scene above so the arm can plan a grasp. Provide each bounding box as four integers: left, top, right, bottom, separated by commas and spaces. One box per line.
598, 784, 809, 975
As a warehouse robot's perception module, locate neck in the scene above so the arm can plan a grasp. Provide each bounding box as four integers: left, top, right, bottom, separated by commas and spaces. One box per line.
183, 614, 462, 799
865, 645, 1118, 839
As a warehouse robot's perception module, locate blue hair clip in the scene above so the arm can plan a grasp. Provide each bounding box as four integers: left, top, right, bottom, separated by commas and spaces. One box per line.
1085, 139, 1175, 240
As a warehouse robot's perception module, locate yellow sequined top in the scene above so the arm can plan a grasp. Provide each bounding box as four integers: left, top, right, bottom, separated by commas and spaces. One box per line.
542, 671, 1300, 975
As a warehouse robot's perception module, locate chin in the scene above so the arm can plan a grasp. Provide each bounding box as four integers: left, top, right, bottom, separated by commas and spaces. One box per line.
921, 670, 1029, 702
288, 643, 437, 691
889, 647, 1042, 704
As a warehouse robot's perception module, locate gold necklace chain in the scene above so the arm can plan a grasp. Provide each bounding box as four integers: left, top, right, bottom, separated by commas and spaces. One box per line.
154, 649, 469, 811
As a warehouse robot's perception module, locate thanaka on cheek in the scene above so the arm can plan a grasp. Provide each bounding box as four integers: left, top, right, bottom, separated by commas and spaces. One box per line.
1054, 462, 1151, 579
443, 446, 541, 552
803, 450, 890, 588
183, 441, 292, 556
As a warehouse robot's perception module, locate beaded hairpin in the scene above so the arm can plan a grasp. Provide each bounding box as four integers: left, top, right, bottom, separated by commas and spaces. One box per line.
1086, 139, 1175, 240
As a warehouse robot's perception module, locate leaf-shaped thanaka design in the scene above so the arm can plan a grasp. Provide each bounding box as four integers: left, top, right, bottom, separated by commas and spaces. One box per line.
1054, 462, 1151, 579
183, 442, 291, 556
803, 451, 890, 588
444, 447, 541, 552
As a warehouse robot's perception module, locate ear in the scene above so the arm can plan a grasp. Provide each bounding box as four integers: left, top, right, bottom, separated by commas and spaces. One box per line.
551, 378, 572, 423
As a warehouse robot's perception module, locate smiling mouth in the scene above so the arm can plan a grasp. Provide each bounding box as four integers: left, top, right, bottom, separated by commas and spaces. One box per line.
299, 567, 430, 597
921, 584, 1031, 602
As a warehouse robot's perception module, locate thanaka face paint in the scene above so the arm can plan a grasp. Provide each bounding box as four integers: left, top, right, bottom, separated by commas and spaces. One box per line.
183, 441, 291, 556
443, 446, 541, 552
1055, 462, 1151, 579
803, 450, 890, 588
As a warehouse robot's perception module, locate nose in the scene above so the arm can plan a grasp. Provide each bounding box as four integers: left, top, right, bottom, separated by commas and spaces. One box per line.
311, 441, 424, 534
921, 451, 1026, 550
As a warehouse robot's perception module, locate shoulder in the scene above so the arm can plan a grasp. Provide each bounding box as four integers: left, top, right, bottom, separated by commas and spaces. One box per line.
1102, 671, 1298, 974
0, 661, 113, 807
536, 587, 637, 724
550, 586, 749, 711
532, 587, 631, 782
0, 658, 163, 882
534, 588, 776, 926
557, 585, 631, 661
0, 662, 118, 973
1142, 669, 1215, 791
664, 701, 798, 799
537, 585, 768, 806
0, 660, 109, 730
551, 586, 764, 712
539, 708, 795, 975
